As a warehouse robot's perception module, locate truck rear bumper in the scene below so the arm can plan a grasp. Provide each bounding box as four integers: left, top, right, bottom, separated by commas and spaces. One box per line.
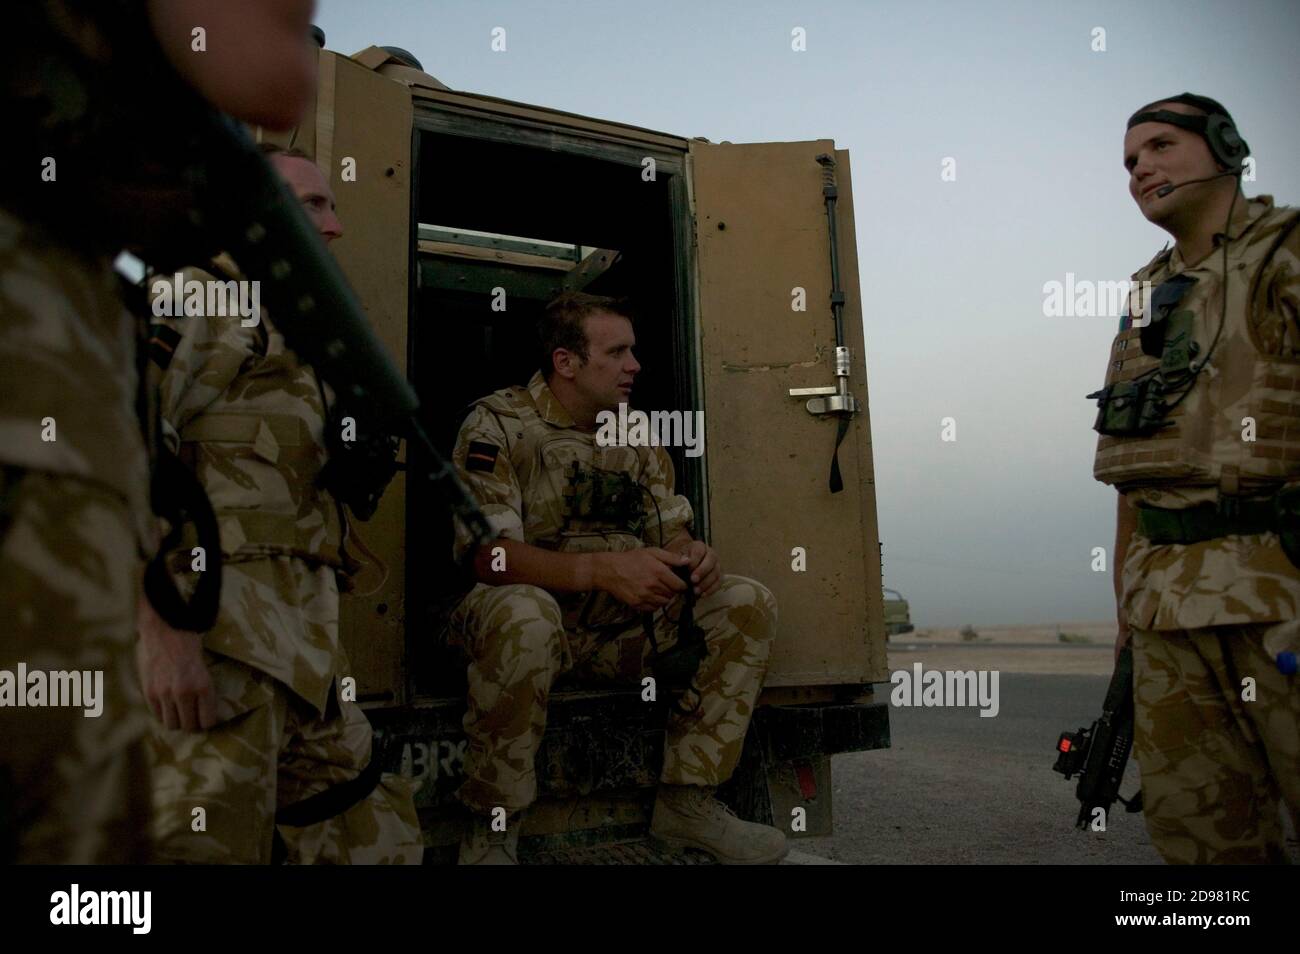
367, 687, 891, 859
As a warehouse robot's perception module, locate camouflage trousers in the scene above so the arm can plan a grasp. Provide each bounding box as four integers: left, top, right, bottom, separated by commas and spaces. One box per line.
1132, 621, 1300, 864
149, 656, 423, 864
0, 468, 151, 863
448, 574, 777, 814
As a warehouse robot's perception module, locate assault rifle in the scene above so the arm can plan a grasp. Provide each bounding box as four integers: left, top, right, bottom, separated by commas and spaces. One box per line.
192, 110, 489, 543
13, 3, 490, 628
134, 89, 492, 629
1052, 643, 1144, 829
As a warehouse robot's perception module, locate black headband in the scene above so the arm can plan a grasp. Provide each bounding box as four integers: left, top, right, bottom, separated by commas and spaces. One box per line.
1126, 109, 1208, 134
1125, 91, 1248, 170
1127, 91, 1235, 129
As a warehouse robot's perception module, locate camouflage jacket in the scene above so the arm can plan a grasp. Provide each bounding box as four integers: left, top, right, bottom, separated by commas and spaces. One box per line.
149, 255, 351, 708
0, 205, 152, 553
452, 371, 694, 629
1104, 196, 1300, 630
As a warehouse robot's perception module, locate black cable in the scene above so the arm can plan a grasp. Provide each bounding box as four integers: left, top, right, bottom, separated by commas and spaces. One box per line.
636, 480, 686, 625
636, 480, 667, 551
1157, 179, 1242, 416
580, 478, 674, 639
635, 478, 705, 714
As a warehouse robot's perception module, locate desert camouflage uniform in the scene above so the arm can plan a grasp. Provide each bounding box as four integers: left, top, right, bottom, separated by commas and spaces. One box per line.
449, 371, 777, 814
1095, 196, 1300, 863
0, 205, 154, 863
145, 258, 420, 864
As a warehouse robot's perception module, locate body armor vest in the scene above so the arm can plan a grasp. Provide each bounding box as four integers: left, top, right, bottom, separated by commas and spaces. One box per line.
474, 384, 652, 630
1093, 202, 1300, 495
177, 291, 346, 568
475, 385, 648, 547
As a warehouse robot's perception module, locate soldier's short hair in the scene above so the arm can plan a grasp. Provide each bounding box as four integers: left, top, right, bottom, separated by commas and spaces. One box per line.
1127, 92, 1234, 128
258, 142, 315, 163
538, 291, 632, 378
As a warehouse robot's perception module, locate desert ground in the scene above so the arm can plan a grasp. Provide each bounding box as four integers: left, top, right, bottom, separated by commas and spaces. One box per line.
887, 621, 1119, 675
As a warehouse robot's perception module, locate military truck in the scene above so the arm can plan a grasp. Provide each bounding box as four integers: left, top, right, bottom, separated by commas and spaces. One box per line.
883, 588, 915, 636
264, 41, 891, 862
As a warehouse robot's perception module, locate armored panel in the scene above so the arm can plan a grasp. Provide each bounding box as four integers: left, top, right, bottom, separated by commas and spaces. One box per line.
315, 52, 415, 702
690, 140, 885, 687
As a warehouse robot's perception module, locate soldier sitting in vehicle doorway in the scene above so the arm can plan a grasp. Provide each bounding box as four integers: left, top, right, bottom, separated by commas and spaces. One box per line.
447, 290, 786, 865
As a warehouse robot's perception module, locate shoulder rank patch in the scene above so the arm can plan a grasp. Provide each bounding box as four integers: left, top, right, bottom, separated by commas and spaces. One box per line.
466, 440, 501, 473
148, 322, 183, 369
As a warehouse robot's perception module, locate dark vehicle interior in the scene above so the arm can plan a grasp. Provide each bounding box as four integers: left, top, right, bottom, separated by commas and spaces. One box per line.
406, 127, 696, 697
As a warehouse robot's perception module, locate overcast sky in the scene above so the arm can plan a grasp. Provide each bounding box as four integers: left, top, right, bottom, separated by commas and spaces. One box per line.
316, 0, 1300, 628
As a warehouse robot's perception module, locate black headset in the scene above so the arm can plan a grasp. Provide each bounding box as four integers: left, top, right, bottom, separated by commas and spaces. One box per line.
1203, 113, 1249, 170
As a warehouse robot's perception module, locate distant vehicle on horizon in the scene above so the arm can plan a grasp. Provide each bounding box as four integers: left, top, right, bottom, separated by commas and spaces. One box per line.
883, 588, 914, 636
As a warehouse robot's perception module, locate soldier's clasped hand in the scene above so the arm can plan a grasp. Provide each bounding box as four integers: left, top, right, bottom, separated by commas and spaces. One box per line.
598, 547, 691, 613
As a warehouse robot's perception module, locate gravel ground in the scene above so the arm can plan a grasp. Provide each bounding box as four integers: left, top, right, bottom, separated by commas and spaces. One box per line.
799, 663, 1163, 864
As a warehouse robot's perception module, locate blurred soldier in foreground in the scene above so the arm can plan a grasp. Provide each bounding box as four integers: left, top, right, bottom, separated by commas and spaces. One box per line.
448, 292, 785, 864
139, 145, 421, 864
1091, 93, 1300, 863
0, 0, 316, 864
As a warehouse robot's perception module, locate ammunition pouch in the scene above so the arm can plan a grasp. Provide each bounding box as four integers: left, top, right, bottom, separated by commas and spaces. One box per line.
1138, 274, 1198, 357
319, 407, 401, 522
1087, 374, 1170, 437
553, 463, 651, 631
1157, 310, 1198, 375
562, 460, 646, 536
1090, 275, 1201, 438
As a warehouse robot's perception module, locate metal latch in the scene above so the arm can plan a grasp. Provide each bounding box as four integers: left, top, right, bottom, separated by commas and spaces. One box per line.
789, 346, 857, 415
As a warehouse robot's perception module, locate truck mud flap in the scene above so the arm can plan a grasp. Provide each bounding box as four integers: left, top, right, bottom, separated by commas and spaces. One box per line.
720, 698, 891, 839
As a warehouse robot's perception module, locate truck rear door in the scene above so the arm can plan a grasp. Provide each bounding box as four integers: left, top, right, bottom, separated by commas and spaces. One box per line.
689, 140, 886, 691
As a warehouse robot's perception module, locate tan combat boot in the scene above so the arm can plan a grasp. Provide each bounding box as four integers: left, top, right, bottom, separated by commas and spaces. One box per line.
650, 785, 789, 864
457, 813, 521, 865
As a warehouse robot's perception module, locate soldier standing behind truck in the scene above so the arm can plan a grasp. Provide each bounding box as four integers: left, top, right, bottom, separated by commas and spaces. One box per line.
138, 144, 421, 864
